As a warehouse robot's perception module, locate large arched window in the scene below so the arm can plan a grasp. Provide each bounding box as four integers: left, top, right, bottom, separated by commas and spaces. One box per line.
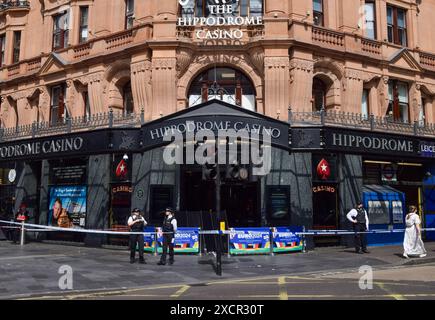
180, 0, 263, 18
188, 67, 256, 111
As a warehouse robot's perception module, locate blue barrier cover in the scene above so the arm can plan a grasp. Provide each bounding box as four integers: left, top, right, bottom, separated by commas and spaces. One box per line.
272, 227, 303, 253
229, 228, 270, 254
156, 227, 199, 253
143, 226, 156, 252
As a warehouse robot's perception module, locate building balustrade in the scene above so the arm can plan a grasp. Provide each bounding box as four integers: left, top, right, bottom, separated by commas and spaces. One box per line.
419, 51, 435, 71
312, 26, 344, 48
0, 109, 144, 143
289, 108, 435, 138
0, 0, 29, 11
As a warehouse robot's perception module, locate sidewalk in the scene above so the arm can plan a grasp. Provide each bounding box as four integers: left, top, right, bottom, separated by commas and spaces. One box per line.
0, 240, 434, 299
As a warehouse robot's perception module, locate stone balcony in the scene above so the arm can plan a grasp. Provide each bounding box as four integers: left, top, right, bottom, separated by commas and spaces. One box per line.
0, 0, 29, 12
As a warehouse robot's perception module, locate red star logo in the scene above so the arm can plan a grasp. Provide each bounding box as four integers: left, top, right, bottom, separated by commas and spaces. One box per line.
116, 159, 128, 178
317, 158, 331, 180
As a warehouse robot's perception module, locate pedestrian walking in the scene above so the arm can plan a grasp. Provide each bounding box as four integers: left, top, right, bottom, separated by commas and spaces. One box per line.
347, 201, 370, 254
157, 207, 177, 266
403, 205, 427, 259
127, 208, 147, 264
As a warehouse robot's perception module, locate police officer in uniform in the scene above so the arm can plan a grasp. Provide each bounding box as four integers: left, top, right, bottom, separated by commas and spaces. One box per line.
128, 208, 147, 264
157, 207, 177, 265
347, 201, 370, 254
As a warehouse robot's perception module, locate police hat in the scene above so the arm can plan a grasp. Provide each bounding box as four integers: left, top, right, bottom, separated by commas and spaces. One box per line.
165, 207, 175, 214
132, 208, 141, 213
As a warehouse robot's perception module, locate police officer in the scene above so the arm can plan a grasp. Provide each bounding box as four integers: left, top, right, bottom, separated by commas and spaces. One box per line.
127, 208, 147, 264
157, 207, 177, 266
347, 201, 370, 254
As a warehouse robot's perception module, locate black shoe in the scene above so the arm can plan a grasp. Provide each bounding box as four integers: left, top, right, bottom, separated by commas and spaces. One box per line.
130, 259, 135, 264
356, 251, 363, 254
139, 259, 146, 264
168, 260, 174, 265
362, 250, 370, 254
157, 261, 166, 265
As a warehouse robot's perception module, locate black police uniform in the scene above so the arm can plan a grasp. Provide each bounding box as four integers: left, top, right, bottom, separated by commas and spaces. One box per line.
129, 215, 145, 263
159, 215, 176, 265
354, 208, 368, 253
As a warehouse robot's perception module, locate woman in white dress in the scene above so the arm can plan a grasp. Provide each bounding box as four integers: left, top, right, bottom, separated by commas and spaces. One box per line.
403, 205, 427, 258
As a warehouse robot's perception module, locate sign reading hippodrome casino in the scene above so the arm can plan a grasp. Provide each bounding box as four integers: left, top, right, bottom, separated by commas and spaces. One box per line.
177, 0, 263, 40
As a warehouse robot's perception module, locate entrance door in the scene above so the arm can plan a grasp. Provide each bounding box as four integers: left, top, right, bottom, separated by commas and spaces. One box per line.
312, 184, 339, 246
181, 166, 260, 228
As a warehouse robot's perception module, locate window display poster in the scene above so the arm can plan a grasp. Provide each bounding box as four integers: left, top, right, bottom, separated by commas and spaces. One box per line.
48, 186, 87, 228
367, 200, 390, 225
266, 186, 290, 221
392, 201, 404, 224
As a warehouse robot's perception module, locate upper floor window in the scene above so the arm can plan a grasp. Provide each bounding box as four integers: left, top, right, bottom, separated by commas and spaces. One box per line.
125, 0, 135, 29
79, 6, 89, 43
312, 78, 327, 111
51, 84, 68, 125
387, 80, 409, 123
53, 11, 70, 50
12, 31, 21, 63
387, 5, 407, 46
364, 1, 376, 39
122, 81, 134, 115
313, 0, 324, 26
0, 34, 5, 67
188, 67, 256, 111
83, 91, 91, 121
180, 0, 263, 18
362, 89, 370, 120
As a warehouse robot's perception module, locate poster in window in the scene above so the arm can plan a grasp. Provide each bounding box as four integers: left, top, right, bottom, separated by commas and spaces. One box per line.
392, 201, 404, 224
367, 200, 390, 225
266, 186, 290, 221
48, 186, 87, 228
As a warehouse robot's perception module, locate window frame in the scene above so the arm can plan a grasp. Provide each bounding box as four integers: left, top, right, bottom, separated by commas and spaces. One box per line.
0, 34, 5, 67
79, 6, 89, 44
362, 88, 370, 120
50, 84, 68, 126
387, 80, 409, 123
12, 31, 21, 64
313, 0, 324, 27
52, 11, 70, 51
364, 0, 377, 40
386, 5, 407, 46
312, 78, 327, 112
125, 0, 135, 29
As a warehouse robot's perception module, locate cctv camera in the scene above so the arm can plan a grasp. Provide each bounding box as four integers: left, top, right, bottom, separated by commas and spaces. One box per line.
123, 154, 129, 161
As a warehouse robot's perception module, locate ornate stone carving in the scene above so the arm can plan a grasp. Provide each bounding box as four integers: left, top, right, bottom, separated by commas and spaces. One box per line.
264, 57, 290, 69
176, 48, 194, 78
290, 59, 314, 73
248, 47, 265, 75
152, 58, 176, 70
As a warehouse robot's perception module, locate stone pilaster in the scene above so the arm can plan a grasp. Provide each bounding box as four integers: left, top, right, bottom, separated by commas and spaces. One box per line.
151, 57, 177, 119
131, 59, 152, 115
289, 58, 314, 113
88, 73, 105, 114
264, 56, 290, 120
343, 69, 364, 114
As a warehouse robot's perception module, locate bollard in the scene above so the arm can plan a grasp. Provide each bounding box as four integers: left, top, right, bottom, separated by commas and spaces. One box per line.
153, 232, 158, 257
20, 220, 25, 246
198, 228, 202, 257
302, 226, 307, 253
269, 227, 274, 256
227, 231, 231, 258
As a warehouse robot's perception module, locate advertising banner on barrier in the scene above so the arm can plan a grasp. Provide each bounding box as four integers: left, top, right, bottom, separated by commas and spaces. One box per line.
272, 227, 303, 253
48, 186, 87, 229
156, 227, 200, 253
143, 226, 156, 253
229, 228, 270, 255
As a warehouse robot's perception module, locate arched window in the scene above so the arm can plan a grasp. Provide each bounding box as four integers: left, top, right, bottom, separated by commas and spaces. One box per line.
188, 67, 256, 111
312, 78, 327, 112
180, 0, 263, 18
122, 81, 134, 115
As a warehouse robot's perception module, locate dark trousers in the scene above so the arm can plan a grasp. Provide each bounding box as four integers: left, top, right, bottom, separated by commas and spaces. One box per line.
129, 234, 144, 261
160, 234, 174, 263
354, 223, 367, 252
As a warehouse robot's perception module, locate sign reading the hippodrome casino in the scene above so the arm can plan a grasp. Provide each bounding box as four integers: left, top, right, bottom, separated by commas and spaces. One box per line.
177, 0, 263, 40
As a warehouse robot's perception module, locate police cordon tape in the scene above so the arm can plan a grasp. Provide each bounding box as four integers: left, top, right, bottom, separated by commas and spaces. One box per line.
1, 219, 435, 236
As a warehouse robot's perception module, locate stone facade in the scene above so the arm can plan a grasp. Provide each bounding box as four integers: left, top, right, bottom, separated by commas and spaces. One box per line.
0, 0, 434, 127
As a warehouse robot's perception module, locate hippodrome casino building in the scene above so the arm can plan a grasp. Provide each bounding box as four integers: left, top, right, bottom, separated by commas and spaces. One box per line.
1, 0, 435, 247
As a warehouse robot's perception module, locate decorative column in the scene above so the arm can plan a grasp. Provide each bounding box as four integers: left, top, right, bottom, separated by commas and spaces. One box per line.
151, 57, 177, 119
131, 59, 152, 116
66, 80, 80, 118
37, 87, 50, 123
88, 73, 105, 114
377, 76, 390, 117
289, 58, 314, 113
343, 70, 363, 114
410, 83, 422, 124
264, 56, 290, 120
